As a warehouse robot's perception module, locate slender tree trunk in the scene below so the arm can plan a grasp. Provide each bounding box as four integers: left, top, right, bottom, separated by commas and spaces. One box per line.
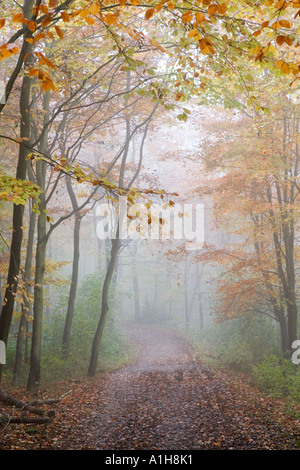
27, 92, 50, 393
88, 234, 120, 376
13, 207, 36, 385
62, 194, 81, 355
184, 255, 190, 330
198, 294, 204, 329
133, 272, 141, 322
0, 32, 34, 381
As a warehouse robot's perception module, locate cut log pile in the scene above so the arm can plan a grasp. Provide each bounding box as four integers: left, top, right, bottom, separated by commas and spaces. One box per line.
0, 389, 72, 425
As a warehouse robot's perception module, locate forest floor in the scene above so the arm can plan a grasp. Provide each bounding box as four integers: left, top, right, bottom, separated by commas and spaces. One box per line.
1, 323, 300, 450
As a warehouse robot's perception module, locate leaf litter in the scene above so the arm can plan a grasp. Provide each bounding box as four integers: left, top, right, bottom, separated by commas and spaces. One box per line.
1, 324, 300, 450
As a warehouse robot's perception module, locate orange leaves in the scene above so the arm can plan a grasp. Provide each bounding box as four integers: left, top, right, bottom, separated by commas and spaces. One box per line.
85, 16, 95, 25
275, 0, 286, 10
89, 3, 100, 15
181, 11, 193, 23
275, 59, 297, 74
145, 8, 154, 20
102, 13, 118, 25
195, 12, 205, 24
54, 25, 63, 39
61, 11, 70, 22
276, 34, 294, 46
188, 29, 201, 41
35, 52, 56, 69
13, 12, 36, 31
175, 91, 184, 101
29, 52, 57, 92
207, 4, 219, 16
28, 68, 57, 92
199, 37, 216, 55
0, 18, 6, 29
12, 13, 24, 22
0, 43, 19, 61
272, 19, 292, 29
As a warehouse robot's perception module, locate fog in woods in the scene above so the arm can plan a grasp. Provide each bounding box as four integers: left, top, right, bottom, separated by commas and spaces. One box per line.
1, 0, 300, 452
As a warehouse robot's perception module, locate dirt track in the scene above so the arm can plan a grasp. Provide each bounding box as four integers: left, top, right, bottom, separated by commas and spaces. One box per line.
2, 323, 300, 450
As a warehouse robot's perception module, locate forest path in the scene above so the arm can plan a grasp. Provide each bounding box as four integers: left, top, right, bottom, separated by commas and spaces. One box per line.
2, 323, 300, 450
85, 323, 300, 450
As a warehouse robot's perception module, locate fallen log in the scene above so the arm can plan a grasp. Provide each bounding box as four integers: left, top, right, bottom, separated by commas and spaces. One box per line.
0, 389, 50, 416
0, 388, 73, 426
28, 390, 73, 406
0, 414, 51, 425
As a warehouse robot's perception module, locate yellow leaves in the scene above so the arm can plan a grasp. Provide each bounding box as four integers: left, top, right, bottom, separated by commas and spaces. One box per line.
188, 29, 201, 41
149, 38, 167, 53
89, 3, 100, 15
0, 19, 5, 29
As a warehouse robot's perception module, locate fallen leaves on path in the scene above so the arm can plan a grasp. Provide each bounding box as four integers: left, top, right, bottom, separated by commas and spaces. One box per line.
1, 324, 300, 450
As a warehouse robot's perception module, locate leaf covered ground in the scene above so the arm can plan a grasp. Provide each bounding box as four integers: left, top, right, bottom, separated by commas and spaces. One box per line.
1, 324, 300, 450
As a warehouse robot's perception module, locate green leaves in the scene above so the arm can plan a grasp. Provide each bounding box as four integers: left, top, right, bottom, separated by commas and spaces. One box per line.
0, 172, 41, 206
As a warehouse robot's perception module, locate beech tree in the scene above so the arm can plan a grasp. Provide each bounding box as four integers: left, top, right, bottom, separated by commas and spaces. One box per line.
195, 79, 300, 354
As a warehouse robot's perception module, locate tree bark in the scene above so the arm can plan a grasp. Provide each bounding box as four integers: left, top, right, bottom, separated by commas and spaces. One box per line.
0, 32, 34, 382
13, 207, 36, 385
27, 92, 50, 393
88, 234, 120, 376
62, 178, 81, 355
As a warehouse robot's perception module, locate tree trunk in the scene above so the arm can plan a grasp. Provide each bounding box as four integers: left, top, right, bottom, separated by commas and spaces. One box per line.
133, 272, 141, 322
88, 234, 120, 376
62, 207, 81, 355
13, 207, 36, 385
27, 92, 50, 393
0, 35, 34, 382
